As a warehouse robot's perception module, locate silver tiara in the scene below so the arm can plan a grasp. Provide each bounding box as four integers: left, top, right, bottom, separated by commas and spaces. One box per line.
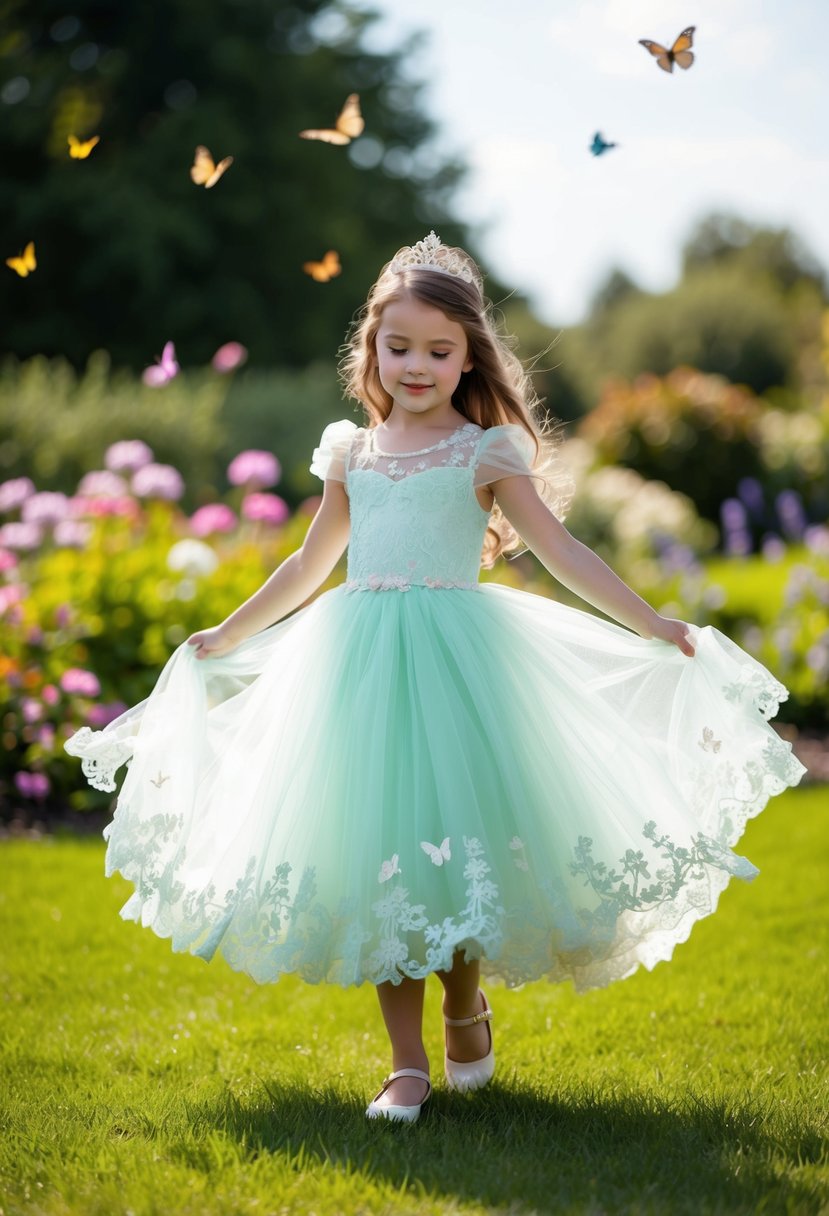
388, 231, 480, 287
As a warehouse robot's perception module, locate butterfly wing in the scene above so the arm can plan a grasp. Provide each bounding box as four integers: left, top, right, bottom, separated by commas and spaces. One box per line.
190, 146, 217, 185
159, 341, 179, 377
6, 242, 36, 276
671, 27, 695, 54
673, 49, 695, 70
303, 251, 341, 282
205, 156, 233, 188
68, 134, 99, 159
439, 837, 451, 862
638, 39, 674, 72
298, 126, 350, 145
335, 93, 364, 139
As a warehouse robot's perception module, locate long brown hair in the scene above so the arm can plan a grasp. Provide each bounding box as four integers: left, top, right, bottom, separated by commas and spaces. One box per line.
339, 243, 572, 565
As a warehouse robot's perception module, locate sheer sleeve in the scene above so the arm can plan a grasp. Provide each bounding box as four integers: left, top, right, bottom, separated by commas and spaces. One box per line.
309, 419, 358, 483
474, 423, 574, 526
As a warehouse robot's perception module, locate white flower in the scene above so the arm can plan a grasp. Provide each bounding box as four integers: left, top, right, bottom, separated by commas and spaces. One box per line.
167, 539, 219, 578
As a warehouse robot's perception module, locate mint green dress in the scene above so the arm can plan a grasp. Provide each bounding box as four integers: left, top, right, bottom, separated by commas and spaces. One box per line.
65, 419, 805, 992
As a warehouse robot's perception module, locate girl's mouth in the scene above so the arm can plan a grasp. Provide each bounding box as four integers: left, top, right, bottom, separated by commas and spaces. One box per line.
403, 384, 432, 393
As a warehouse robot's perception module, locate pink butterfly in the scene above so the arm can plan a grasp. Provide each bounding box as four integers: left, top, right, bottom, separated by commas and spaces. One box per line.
142, 341, 180, 387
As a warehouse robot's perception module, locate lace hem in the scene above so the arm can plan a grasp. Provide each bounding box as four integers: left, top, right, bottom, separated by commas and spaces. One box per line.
64, 725, 134, 793
722, 665, 789, 721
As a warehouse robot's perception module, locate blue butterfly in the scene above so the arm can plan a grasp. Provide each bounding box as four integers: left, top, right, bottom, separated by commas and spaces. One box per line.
590, 132, 618, 157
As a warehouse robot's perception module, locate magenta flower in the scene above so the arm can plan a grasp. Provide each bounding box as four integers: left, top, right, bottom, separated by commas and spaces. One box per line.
105, 439, 154, 473
54, 519, 93, 548
22, 491, 70, 526
77, 470, 129, 498
42, 684, 60, 706
189, 503, 237, 537
131, 463, 185, 501
227, 450, 280, 489
212, 342, 248, 373
14, 771, 51, 800
242, 492, 289, 526
0, 547, 18, 572
86, 701, 128, 728
21, 697, 44, 723
0, 521, 42, 550
59, 667, 101, 698
0, 477, 35, 513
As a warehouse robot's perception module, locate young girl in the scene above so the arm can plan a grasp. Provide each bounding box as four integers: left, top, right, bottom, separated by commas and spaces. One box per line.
66, 232, 805, 1123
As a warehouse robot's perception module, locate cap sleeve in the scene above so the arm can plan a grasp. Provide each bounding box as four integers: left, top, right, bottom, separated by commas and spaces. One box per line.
309, 419, 358, 483
473, 425, 535, 487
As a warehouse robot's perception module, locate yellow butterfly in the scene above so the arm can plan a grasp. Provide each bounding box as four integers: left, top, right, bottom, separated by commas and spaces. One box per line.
638, 26, 696, 73
6, 242, 36, 277
68, 134, 100, 159
299, 93, 364, 145
303, 250, 341, 282
190, 145, 234, 188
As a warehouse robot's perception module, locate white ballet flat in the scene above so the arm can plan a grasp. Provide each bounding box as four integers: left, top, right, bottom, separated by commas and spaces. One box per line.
365, 1067, 432, 1123
443, 989, 495, 1092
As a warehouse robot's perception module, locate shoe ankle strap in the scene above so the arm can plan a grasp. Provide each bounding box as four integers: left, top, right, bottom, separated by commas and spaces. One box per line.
443, 1007, 493, 1027
386, 1067, 431, 1084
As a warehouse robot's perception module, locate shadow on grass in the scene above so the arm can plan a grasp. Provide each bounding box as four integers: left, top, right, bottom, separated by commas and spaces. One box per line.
179, 1076, 824, 1214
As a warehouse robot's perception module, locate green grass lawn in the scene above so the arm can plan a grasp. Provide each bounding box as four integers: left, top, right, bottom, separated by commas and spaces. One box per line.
1, 787, 827, 1216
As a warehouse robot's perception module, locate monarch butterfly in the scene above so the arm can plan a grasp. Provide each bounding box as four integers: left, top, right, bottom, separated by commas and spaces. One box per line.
638, 26, 696, 73
190, 146, 233, 188
299, 93, 364, 145
6, 241, 36, 277
303, 250, 341, 282
68, 134, 100, 159
589, 131, 617, 157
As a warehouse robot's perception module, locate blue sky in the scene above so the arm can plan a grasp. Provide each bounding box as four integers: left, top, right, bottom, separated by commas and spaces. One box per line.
358, 0, 829, 324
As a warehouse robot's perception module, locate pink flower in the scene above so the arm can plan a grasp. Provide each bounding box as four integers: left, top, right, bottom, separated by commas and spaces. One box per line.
42, 684, 60, 705
227, 450, 280, 489
0, 477, 35, 513
21, 697, 43, 723
0, 584, 26, 616
142, 341, 179, 387
36, 724, 56, 748
70, 495, 138, 519
14, 771, 50, 800
0, 521, 42, 550
211, 342, 248, 373
104, 440, 154, 473
59, 667, 101, 697
21, 492, 70, 526
54, 520, 93, 548
76, 470, 129, 498
131, 463, 184, 501
241, 492, 289, 526
189, 503, 237, 537
86, 701, 127, 727
0, 547, 18, 573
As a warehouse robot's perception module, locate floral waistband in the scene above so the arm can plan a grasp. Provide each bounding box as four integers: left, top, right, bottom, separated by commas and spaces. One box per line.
343, 575, 482, 593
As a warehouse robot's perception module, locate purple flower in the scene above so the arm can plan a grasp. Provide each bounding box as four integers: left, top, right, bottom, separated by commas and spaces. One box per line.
59, 667, 101, 697
22, 491, 70, 526
14, 771, 50, 800
131, 463, 184, 501
77, 470, 129, 498
736, 477, 764, 519
36, 724, 56, 748
86, 701, 127, 728
724, 528, 752, 557
804, 525, 829, 555
54, 520, 93, 548
227, 450, 280, 489
0, 477, 35, 512
0, 547, 18, 573
212, 342, 248, 373
241, 492, 289, 526
761, 534, 786, 563
775, 489, 806, 541
720, 498, 748, 532
105, 439, 154, 473
189, 503, 237, 537
0, 521, 42, 551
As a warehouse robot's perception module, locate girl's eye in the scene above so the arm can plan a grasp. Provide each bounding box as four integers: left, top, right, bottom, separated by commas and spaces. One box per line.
432, 352, 450, 360
388, 347, 406, 356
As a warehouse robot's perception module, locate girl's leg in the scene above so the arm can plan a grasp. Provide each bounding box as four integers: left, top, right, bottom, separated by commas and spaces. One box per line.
373, 976, 430, 1108
436, 949, 492, 1062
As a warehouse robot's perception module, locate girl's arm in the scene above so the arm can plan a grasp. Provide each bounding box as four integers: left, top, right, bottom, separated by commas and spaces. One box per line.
187, 478, 350, 659
493, 475, 695, 657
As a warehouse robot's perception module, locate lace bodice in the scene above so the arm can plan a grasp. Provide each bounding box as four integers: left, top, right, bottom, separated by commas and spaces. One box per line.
310, 419, 535, 591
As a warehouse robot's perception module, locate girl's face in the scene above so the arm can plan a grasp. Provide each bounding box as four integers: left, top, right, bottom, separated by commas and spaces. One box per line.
375, 296, 473, 420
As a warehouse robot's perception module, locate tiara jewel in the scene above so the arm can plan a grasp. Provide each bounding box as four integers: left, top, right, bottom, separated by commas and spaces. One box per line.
388, 231, 479, 286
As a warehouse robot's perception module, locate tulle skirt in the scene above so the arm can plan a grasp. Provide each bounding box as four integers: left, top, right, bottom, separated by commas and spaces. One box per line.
66, 583, 805, 992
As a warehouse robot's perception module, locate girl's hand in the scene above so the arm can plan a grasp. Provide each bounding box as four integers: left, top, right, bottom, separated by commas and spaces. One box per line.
186, 624, 243, 660
648, 616, 696, 657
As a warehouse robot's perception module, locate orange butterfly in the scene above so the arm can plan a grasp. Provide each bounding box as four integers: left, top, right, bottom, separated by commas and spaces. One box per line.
299, 93, 364, 145
638, 26, 695, 73
190, 146, 233, 188
68, 134, 100, 159
303, 250, 342, 282
6, 242, 36, 277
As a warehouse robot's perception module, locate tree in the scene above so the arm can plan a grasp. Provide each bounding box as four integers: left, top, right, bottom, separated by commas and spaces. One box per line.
0, 0, 470, 370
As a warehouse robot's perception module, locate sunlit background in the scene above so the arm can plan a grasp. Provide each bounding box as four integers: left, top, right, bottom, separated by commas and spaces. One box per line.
0, 0, 827, 819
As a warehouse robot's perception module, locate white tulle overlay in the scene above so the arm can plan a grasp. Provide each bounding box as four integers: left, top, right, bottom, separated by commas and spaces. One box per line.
65, 420, 806, 992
